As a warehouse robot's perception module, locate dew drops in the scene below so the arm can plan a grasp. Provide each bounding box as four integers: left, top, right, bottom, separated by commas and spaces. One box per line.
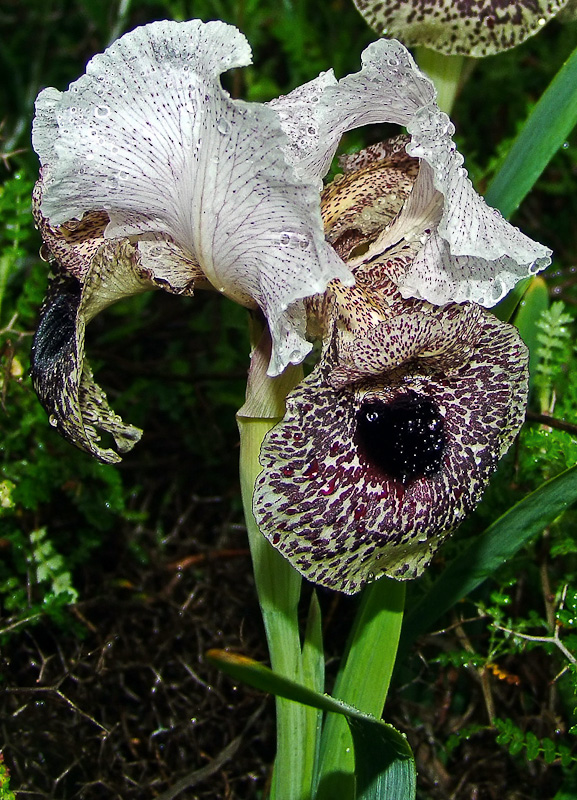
49, 415, 58, 428
216, 117, 231, 134
320, 476, 337, 496
304, 459, 320, 479
94, 105, 110, 119
387, 57, 400, 67
279, 232, 291, 246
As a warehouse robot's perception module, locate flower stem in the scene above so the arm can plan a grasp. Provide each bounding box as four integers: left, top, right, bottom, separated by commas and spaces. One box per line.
415, 47, 466, 115
237, 318, 316, 799
315, 577, 406, 799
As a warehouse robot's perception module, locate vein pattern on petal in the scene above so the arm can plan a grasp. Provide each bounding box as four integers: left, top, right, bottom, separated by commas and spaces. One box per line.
32, 19, 352, 377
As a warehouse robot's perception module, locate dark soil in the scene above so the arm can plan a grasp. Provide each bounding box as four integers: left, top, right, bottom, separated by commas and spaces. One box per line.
1, 509, 568, 800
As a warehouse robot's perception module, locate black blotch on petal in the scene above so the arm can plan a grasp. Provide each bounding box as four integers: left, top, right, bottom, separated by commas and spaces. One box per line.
355, 391, 446, 484
31, 277, 80, 375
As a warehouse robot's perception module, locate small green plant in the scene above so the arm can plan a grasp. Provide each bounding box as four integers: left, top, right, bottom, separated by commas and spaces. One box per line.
535, 301, 574, 413
0, 753, 16, 800
494, 717, 575, 766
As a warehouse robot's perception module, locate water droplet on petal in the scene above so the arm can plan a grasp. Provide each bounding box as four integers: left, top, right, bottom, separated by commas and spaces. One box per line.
49, 415, 58, 427
279, 232, 291, 246
95, 105, 110, 119
216, 118, 231, 134
304, 459, 320, 479
320, 476, 337, 496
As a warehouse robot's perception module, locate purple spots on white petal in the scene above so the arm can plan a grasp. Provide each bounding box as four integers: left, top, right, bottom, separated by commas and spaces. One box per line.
353, 0, 569, 57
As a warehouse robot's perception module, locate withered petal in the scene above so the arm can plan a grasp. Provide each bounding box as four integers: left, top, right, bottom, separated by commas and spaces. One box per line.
30, 240, 156, 464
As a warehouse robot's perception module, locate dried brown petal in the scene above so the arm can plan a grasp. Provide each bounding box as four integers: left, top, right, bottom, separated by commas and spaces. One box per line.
31, 240, 156, 464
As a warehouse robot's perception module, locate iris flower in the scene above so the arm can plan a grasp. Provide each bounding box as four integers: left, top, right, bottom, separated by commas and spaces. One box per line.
352, 0, 575, 57
253, 137, 530, 593
31, 19, 548, 464
31, 20, 550, 590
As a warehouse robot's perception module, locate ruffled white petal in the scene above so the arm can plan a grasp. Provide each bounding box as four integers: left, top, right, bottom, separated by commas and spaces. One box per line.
32, 19, 352, 377
274, 38, 551, 307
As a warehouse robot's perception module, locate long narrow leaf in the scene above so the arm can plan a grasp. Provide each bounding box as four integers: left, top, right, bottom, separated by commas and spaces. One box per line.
316, 578, 405, 800
302, 591, 325, 785
207, 649, 416, 800
485, 43, 577, 219
401, 464, 577, 649
511, 276, 549, 385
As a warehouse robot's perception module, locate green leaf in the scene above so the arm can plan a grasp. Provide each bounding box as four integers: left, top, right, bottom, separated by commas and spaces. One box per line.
301, 591, 325, 785
401, 463, 577, 649
489, 44, 577, 322
316, 578, 406, 800
206, 649, 416, 800
511, 276, 550, 384
485, 43, 577, 219
302, 590, 324, 696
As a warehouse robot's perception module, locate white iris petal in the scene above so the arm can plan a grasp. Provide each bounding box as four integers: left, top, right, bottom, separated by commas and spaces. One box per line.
32, 19, 352, 377
272, 39, 551, 307
33, 22, 550, 378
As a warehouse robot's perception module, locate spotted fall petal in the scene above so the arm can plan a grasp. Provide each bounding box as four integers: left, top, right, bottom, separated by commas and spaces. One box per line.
32, 19, 352, 377
253, 142, 530, 593
253, 304, 528, 594
352, 0, 570, 57
271, 39, 551, 307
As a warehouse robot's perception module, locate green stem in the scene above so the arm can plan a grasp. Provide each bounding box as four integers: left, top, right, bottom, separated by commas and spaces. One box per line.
237, 320, 316, 800
315, 577, 406, 799
415, 47, 465, 115
0, 254, 10, 323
